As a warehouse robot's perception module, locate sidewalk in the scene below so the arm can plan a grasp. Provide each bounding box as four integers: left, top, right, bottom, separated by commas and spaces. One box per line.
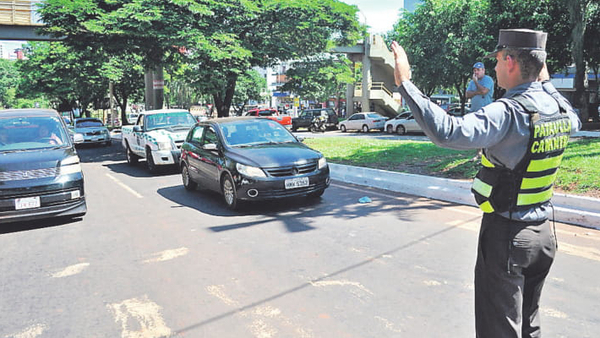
329, 163, 600, 230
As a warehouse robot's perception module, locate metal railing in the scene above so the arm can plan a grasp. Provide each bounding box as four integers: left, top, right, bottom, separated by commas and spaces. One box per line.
0, 0, 43, 26
354, 82, 394, 97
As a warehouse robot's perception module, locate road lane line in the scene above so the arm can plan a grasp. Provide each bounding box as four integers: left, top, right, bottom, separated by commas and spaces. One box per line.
107, 295, 172, 338
310, 279, 374, 295
50, 262, 90, 278
5, 324, 47, 338
106, 173, 143, 199
143, 247, 189, 263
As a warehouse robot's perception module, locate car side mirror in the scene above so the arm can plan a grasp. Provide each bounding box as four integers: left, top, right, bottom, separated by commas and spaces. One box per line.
133, 125, 142, 132
296, 136, 305, 142
73, 133, 84, 144
203, 143, 218, 151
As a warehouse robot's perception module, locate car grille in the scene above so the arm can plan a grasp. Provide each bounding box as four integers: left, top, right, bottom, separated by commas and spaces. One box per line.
86, 131, 103, 136
0, 168, 58, 182
264, 162, 317, 177
0, 188, 82, 212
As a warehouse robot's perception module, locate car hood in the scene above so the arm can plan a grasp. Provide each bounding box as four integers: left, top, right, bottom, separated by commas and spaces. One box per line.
74, 126, 108, 133
147, 128, 190, 142
226, 143, 322, 168
0, 147, 78, 172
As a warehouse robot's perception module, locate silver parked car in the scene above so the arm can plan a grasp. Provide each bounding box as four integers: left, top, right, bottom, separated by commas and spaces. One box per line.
339, 112, 386, 133
72, 118, 111, 146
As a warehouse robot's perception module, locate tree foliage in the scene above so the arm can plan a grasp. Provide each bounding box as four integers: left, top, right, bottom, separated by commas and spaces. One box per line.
280, 54, 354, 105
232, 69, 268, 115
0, 59, 19, 108
38, 0, 362, 117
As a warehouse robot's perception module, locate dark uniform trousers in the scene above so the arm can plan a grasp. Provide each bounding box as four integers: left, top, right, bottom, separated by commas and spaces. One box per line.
475, 212, 556, 338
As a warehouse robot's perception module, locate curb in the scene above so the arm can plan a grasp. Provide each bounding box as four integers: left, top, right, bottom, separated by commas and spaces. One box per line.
329, 163, 600, 230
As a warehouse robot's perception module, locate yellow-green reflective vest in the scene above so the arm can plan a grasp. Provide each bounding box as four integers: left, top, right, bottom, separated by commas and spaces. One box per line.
471, 95, 571, 214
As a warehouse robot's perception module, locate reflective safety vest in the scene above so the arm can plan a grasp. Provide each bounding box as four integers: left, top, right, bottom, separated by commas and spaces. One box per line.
471, 94, 572, 214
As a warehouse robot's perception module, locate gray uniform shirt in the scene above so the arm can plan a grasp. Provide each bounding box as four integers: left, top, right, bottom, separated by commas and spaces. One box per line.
399, 80, 581, 222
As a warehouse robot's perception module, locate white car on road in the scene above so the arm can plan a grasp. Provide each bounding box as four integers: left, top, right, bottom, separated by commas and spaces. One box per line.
339, 112, 386, 133
384, 112, 412, 133
386, 114, 422, 135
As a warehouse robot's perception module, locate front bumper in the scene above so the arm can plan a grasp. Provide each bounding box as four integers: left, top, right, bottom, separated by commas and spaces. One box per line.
234, 166, 330, 201
0, 178, 87, 224
149, 149, 182, 166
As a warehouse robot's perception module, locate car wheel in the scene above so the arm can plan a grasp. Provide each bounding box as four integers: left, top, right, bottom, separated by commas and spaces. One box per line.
291, 125, 297, 132
396, 125, 406, 135
181, 164, 197, 191
221, 173, 240, 210
386, 125, 394, 133
362, 124, 370, 133
340, 124, 347, 132
146, 148, 158, 174
125, 142, 139, 165
308, 189, 325, 198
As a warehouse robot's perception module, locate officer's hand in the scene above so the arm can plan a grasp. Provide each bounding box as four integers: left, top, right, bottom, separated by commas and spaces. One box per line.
391, 41, 411, 86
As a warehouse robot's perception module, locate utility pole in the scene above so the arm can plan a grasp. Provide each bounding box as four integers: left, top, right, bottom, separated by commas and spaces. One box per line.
145, 68, 164, 111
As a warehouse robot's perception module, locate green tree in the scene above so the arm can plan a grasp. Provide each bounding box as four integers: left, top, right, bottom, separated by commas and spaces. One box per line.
390, 0, 492, 110
279, 54, 354, 110
18, 41, 107, 115
0, 59, 19, 108
38, 0, 362, 117
232, 69, 268, 115
101, 54, 146, 124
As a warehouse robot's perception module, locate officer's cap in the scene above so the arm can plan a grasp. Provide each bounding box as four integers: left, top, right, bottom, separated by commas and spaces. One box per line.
485, 29, 547, 58
473, 62, 485, 69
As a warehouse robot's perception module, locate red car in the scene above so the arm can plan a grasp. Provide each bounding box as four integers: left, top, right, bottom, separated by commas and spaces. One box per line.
244, 108, 292, 128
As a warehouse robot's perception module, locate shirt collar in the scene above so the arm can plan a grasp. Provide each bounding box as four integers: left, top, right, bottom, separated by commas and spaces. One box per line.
503, 81, 542, 98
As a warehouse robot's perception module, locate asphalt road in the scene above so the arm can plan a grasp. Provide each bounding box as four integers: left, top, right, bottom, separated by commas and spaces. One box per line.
1, 143, 598, 338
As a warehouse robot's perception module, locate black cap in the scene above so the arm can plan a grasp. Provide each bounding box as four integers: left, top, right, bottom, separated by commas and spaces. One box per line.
485, 29, 547, 58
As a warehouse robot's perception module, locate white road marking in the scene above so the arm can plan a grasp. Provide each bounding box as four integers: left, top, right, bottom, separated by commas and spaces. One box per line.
206, 286, 314, 338
374, 316, 403, 333
4, 324, 47, 338
541, 307, 568, 319
310, 279, 374, 295
143, 247, 189, 263
106, 173, 143, 198
423, 280, 442, 286
107, 295, 172, 338
51, 262, 90, 278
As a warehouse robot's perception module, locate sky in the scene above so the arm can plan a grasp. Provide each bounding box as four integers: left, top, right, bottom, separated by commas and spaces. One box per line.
341, 0, 405, 36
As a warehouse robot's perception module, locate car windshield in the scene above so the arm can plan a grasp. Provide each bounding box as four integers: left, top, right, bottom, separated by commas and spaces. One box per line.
76, 119, 104, 128
220, 120, 297, 147
146, 112, 196, 131
0, 116, 69, 151
258, 110, 276, 116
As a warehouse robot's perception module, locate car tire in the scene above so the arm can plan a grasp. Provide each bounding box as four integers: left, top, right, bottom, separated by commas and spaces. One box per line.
125, 141, 139, 165
181, 164, 197, 191
362, 124, 370, 133
386, 125, 394, 134
396, 125, 406, 135
340, 124, 347, 133
146, 148, 158, 174
308, 189, 325, 198
291, 125, 297, 132
222, 173, 240, 210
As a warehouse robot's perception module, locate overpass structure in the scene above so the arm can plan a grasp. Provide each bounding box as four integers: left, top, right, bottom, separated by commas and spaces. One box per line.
333, 35, 403, 117
0, 0, 55, 40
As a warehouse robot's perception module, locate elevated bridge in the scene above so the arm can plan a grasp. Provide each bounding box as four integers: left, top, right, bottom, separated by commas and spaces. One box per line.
0, 0, 56, 40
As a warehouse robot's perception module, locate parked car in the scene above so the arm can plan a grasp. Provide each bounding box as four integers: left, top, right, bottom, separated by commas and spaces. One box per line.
390, 115, 423, 135
72, 118, 111, 146
384, 112, 412, 133
0, 109, 87, 224
180, 117, 330, 210
447, 104, 471, 116
339, 112, 386, 133
291, 108, 339, 131
244, 108, 292, 128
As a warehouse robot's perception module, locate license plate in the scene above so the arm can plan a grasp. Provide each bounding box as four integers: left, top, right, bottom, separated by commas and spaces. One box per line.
285, 177, 309, 189
15, 196, 41, 210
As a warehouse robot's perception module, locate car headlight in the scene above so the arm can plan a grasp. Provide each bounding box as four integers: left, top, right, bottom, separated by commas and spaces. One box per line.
236, 163, 266, 178
60, 156, 82, 175
157, 141, 172, 150
318, 157, 327, 169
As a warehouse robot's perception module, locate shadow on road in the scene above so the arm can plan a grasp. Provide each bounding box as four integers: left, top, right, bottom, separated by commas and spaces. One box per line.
0, 216, 84, 235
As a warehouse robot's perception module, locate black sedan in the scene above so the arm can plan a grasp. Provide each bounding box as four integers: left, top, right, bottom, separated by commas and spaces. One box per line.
0, 109, 87, 224
180, 117, 330, 209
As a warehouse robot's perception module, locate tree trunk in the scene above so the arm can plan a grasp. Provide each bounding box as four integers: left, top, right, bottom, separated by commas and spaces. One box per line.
568, 0, 590, 122
213, 74, 238, 117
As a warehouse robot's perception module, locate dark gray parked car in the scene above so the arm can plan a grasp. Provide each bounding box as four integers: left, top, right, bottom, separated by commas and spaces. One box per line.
291, 108, 339, 131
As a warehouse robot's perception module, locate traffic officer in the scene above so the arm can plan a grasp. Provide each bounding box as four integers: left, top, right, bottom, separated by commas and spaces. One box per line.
391, 29, 581, 338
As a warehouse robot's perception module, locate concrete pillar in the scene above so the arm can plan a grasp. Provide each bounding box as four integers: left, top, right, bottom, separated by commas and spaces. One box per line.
361, 35, 371, 112
346, 83, 354, 117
